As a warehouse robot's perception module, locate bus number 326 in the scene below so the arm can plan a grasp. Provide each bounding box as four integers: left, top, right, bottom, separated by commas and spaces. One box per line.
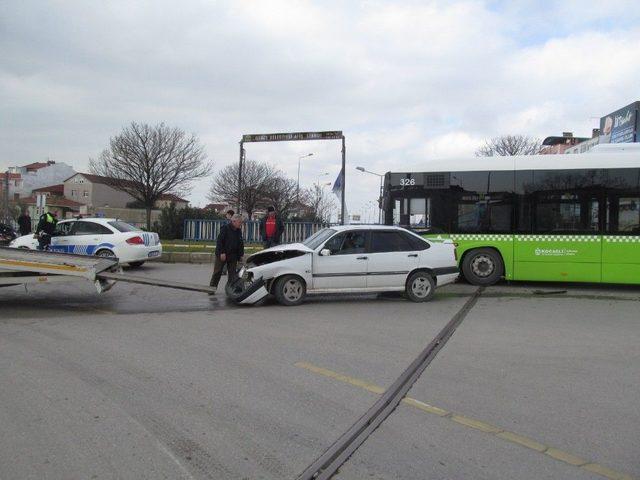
400, 178, 416, 186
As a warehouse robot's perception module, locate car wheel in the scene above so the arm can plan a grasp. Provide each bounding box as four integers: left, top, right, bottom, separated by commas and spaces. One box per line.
128, 261, 145, 268
405, 271, 436, 302
273, 275, 306, 306
96, 249, 116, 258
461, 248, 503, 286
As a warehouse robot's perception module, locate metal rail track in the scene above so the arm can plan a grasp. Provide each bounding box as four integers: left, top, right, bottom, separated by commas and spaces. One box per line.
297, 287, 484, 480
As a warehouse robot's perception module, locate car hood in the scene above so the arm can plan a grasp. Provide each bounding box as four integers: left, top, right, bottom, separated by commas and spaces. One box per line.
246, 243, 313, 266
261, 243, 314, 254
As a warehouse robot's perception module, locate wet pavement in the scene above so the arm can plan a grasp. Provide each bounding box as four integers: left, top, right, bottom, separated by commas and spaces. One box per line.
1, 262, 638, 479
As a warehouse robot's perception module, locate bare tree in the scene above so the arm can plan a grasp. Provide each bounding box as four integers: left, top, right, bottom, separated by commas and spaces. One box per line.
304, 183, 336, 223
475, 135, 541, 156
262, 175, 299, 219
208, 159, 276, 218
90, 122, 211, 229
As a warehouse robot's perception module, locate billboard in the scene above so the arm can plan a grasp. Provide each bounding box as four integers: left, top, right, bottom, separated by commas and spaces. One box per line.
599, 101, 640, 144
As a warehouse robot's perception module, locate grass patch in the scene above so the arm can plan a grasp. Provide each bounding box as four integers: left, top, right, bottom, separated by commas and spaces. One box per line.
161, 240, 263, 254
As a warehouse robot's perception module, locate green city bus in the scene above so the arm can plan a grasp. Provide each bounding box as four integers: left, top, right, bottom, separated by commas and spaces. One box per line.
382, 144, 640, 285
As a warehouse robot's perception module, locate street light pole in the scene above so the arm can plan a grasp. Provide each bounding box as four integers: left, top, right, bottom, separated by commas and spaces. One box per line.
356, 166, 384, 224
296, 153, 314, 210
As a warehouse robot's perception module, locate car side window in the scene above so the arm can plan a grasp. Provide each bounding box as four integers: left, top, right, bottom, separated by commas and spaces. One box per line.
70, 221, 113, 236
55, 221, 74, 236
323, 231, 367, 255
370, 231, 413, 253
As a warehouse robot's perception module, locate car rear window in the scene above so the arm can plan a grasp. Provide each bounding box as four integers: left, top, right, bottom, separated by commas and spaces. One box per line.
401, 231, 430, 250
108, 221, 142, 232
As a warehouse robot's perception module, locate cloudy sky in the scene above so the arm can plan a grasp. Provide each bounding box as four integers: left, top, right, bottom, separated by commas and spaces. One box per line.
2, 0, 639, 219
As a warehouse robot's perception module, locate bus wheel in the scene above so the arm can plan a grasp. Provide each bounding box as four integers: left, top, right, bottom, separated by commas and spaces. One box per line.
462, 248, 503, 286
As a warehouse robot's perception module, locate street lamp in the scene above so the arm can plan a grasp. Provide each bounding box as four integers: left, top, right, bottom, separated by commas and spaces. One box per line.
356, 166, 384, 224
297, 153, 314, 205
315, 172, 330, 186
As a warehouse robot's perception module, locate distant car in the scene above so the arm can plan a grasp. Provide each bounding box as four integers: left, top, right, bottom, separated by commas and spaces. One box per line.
0, 223, 18, 246
9, 218, 162, 267
229, 225, 459, 306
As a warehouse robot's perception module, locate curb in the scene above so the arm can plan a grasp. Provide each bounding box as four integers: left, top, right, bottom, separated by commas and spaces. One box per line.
156, 252, 213, 264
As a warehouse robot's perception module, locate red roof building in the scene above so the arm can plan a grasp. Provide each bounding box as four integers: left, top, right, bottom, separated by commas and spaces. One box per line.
32, 184, 65, 196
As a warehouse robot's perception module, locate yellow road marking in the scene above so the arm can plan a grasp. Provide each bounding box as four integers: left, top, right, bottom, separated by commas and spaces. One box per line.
401, 397, 449, 417
450, 414, 503, 433
545, 447, 587, 466
295, 361, 636, 480
496, 431, 546, 452
0, 259, 87, 272
295, 361, 385, 394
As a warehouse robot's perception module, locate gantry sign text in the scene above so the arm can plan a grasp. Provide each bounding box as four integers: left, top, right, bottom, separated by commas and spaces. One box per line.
242, 131, 343, 143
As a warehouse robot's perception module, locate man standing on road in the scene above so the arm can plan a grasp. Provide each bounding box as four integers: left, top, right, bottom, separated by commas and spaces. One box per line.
17, 209, 32, 236
210, 214, 244, 293
225, 209, 234, 223
34, 210, 58, 251
260, 206, 284, 249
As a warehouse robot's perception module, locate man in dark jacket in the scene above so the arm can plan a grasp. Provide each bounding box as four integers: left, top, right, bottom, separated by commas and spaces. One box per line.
259, 206, 284, 248
210, 214, 244, 292
34, 210, 58, 250
17, 209, 32, 236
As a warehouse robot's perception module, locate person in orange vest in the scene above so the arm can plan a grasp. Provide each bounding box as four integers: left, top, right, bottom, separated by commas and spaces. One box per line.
259, 206, 284, 248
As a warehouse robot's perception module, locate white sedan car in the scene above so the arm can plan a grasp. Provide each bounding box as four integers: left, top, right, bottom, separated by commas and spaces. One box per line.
9, 217, 162, 267
229, 225, 458, 306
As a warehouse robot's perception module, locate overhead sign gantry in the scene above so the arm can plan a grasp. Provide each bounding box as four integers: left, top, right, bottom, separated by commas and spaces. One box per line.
239, 131, 346, 224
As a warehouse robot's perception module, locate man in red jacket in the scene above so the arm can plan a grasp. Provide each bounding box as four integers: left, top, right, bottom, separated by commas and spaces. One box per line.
259, 206, 284, 248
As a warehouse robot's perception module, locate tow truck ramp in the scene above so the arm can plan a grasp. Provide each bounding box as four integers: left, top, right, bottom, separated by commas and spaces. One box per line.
0, 247, 216, 295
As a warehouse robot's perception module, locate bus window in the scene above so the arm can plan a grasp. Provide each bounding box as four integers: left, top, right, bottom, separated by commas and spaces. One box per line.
393, 200, 401, 225
409, 198, 429, 227
619, 198, 640, 232
535, 193, 582, 232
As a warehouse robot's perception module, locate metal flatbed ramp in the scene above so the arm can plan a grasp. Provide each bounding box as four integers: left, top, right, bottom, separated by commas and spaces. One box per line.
1, 247, 215, 295
0, 247, 118, 280
97, 271, 217, 294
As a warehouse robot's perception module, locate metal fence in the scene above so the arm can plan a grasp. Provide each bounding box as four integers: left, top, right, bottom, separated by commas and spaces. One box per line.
183, 219, 331, 244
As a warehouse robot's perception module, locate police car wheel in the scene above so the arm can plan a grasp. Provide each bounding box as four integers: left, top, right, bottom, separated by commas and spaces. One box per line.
128, 261, 145, 268
96, 249, 116, 258
274, 275, 306, 306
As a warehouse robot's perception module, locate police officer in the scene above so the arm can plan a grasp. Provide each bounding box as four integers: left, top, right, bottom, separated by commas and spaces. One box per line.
34, 210, 58, 251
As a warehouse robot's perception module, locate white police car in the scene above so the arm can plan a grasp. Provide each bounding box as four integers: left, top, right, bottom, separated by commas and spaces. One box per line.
9, 217, 162, 267
228, 225, 458, 306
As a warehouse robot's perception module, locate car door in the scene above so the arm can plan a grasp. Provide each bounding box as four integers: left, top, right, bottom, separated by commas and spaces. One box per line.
49, 221, 75, 253
366, 230, 420, 288
66, 221, 114, 255
312, 230, 368, 290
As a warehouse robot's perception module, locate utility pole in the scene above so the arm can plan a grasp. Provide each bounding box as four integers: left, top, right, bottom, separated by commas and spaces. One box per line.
2, 170, 10, 224
237, 142, 244, 213
341, 136, 346, 225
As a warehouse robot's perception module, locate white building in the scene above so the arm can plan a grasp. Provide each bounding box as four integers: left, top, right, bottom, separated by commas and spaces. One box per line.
7, 161, 76, 198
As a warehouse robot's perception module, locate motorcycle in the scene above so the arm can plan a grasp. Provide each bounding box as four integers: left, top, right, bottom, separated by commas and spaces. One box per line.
0, 223, 18, 246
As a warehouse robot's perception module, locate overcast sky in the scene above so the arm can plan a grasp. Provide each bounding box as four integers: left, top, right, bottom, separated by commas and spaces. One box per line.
2, 0, 639, 219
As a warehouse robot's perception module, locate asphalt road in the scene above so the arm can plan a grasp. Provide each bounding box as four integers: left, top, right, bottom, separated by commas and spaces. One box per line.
0, 263, 638, 480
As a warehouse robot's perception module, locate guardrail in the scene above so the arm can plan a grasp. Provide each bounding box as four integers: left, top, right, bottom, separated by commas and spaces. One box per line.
183, 219, 331, 243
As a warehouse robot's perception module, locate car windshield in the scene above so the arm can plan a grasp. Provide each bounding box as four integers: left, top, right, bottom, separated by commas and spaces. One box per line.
303, 228, 336, 249
108, 221, 142, 232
